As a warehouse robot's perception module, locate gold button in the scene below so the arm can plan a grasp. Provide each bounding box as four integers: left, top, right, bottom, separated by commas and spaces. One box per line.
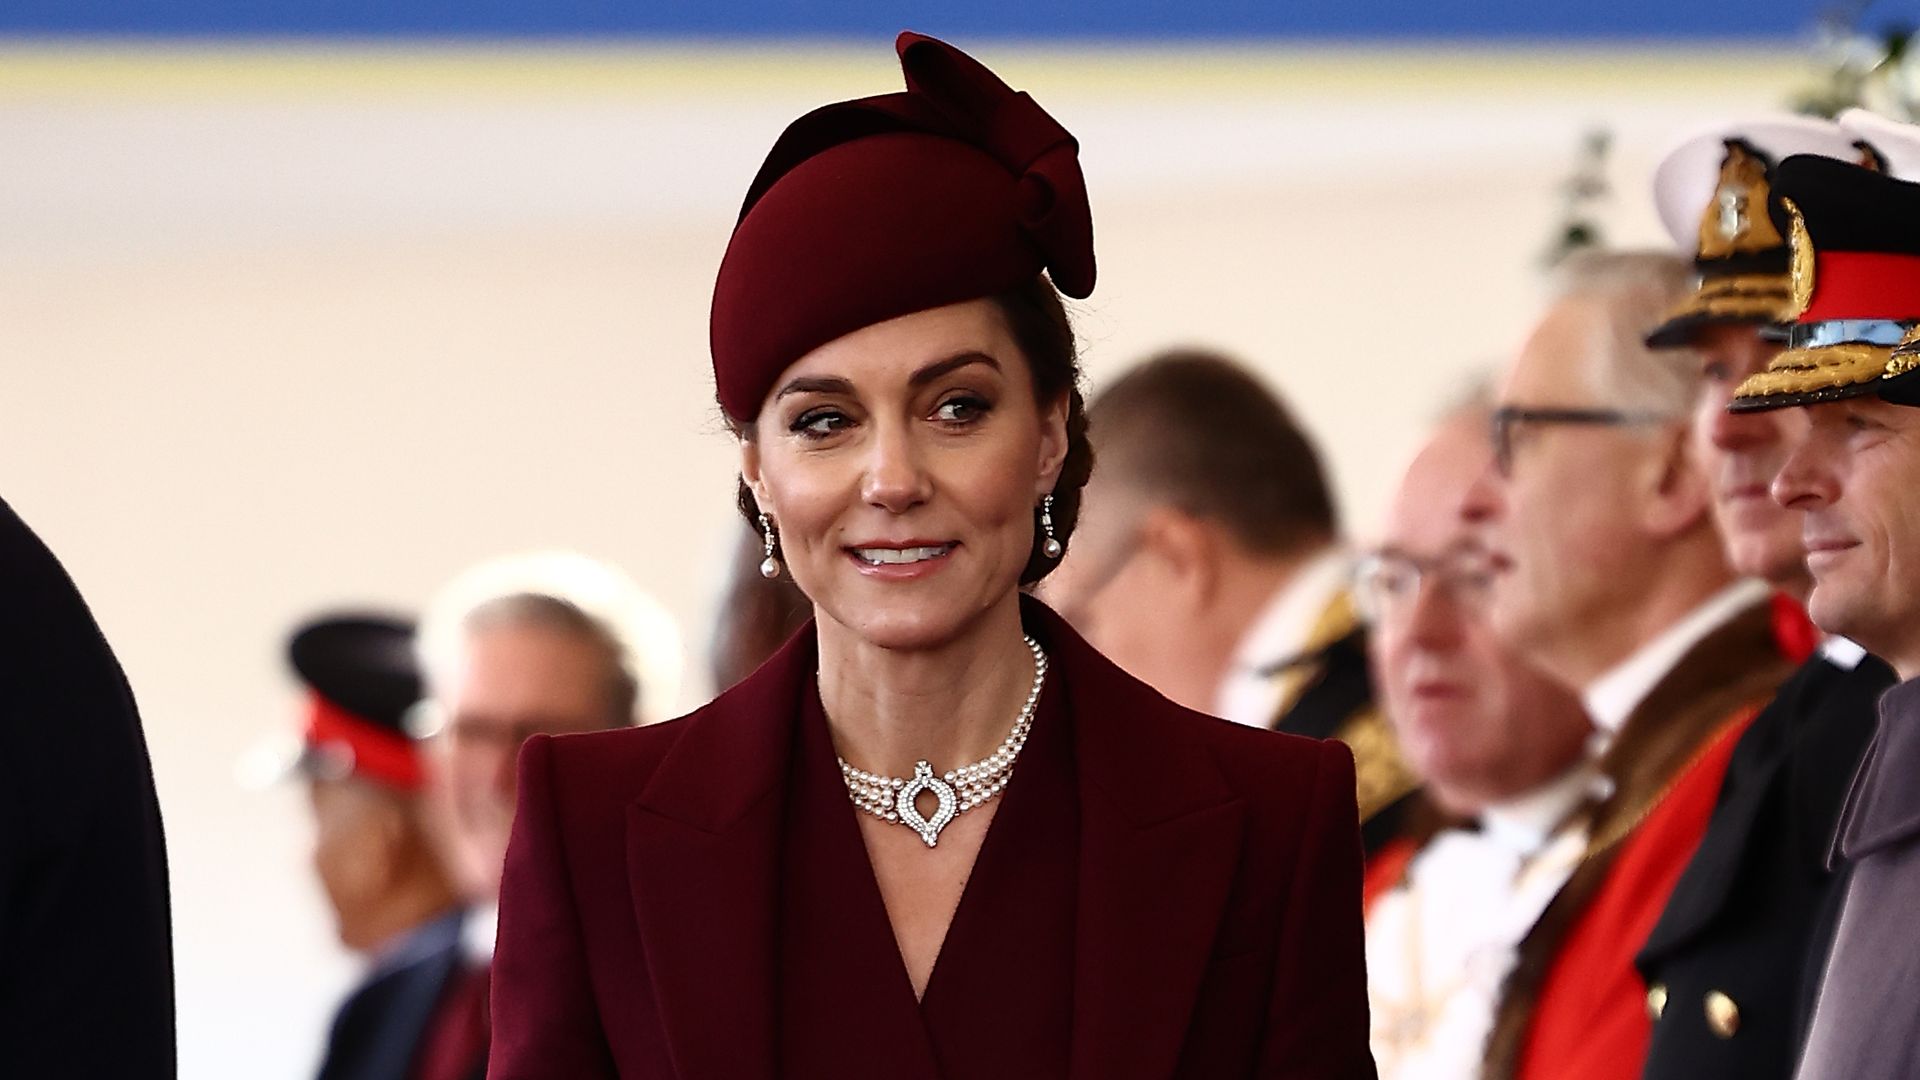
1646, 984, 1668, 1020
1705, 990, 1740, 1039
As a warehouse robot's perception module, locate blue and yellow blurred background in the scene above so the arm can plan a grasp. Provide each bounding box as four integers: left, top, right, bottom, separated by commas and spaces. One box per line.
0, 1, 1900, 1074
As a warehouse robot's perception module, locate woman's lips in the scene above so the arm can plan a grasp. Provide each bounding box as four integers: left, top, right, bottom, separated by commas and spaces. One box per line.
844, 542, 958, 579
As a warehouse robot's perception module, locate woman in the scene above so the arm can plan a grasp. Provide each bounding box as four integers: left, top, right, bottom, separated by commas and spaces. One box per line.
489, 32, 1376, 1080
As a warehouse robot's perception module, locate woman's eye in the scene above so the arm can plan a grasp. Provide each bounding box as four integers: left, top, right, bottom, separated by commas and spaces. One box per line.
933, 396, 990, 423
791, 409, 849, 437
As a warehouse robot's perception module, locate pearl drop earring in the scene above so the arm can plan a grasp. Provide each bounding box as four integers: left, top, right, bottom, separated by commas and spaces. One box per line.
1040, 494, 1063, 559
759, 513, 782, 579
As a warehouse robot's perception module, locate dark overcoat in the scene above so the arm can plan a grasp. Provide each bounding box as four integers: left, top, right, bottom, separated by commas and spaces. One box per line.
0, 496, 175, 1077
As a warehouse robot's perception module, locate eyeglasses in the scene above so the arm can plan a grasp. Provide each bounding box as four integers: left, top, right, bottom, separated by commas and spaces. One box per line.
1490, 405, 1670, 477
1352, 549, 1495, 625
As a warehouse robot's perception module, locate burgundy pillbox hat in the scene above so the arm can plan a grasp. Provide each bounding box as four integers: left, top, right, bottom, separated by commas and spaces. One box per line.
710, 31, 1096, 422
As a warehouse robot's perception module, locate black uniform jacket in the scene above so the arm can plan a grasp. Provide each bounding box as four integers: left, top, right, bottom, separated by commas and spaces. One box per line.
1634, 644, 1892, 1080
1273, 625, 1420, 855
318, 909, 485, 1080
0, 495, 175, 1077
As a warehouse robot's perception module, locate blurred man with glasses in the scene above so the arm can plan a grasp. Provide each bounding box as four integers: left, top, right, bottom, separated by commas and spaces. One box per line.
1043, 349, 1418, 858
407, 551, 683, 1080
1360, 398, 1596, 1080
1462, 249, 1800, 1080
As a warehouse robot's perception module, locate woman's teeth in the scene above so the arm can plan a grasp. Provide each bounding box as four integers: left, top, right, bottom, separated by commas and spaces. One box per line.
853, 545, 953, 565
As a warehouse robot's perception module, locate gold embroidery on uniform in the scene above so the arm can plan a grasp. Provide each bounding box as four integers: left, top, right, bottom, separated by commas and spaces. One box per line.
1785, 198, 1815, 318
1338, 706, 1419, 822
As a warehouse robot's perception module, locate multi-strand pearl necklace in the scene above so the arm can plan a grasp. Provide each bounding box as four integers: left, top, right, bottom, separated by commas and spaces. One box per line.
838, 635, 1048, 848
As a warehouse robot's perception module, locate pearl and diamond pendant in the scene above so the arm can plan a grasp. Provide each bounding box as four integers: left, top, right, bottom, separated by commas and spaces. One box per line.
838, 635, 1046, 848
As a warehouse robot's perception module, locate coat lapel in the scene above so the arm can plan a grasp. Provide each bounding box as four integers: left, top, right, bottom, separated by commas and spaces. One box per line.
623, 630, 815, 1080
1032, 602, 1247, 1080
1837, 676, 1920, 861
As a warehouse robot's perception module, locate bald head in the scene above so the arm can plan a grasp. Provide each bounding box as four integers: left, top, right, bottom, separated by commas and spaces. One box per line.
1384, 407, 1489, 556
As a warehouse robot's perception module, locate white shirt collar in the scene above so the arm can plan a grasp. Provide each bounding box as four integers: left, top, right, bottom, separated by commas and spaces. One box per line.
1226, 545, 1351, 673
462, 903, 498, 963
1477, 763, 1603, 857
1821, 635, 1869, 671
1212, 545, 1351, 726
1581, 579, 1769, 749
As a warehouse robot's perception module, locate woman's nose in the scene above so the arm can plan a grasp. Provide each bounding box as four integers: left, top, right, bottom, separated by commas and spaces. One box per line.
861, 420, 933, 512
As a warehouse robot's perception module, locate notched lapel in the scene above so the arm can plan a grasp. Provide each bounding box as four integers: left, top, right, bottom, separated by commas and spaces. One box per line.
625, 795, 783, 1080
622, 628, 816, 1080
1036, 599, 1249, 1080
1070, 786, 1247, 1080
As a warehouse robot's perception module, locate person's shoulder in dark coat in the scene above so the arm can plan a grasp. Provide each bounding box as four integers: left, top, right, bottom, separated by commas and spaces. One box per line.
0, 495, 175, 1077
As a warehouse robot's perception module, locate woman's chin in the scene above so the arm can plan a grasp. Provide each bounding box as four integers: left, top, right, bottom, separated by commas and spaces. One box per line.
816, 591, 1014, 655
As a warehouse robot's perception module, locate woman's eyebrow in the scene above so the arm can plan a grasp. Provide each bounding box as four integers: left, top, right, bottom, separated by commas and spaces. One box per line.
910, 352, 1000, 387
773, 375, 854, 400
773, 353, 999, 400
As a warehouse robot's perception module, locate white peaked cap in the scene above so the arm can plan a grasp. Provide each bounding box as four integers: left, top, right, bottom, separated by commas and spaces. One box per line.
1651, 114, 1867, 250
1837, 108, 1920, 180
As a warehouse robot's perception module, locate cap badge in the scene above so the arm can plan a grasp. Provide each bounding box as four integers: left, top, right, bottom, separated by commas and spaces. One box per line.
1715, 183, 1750, 241
1785, 198, 1815, 319
1696, 142, 1782, 260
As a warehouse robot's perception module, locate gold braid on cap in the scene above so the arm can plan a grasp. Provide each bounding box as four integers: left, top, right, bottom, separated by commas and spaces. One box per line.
1885, 325, 1920, 379
1660, 273, 1794, 325
1734, 342, 1891, 400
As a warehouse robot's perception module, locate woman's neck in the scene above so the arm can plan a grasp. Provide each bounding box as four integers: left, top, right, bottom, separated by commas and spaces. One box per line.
815, 597, 1038, 777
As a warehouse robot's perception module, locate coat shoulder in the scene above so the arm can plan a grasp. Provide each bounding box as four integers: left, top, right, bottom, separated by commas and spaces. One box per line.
1140, 688, 1356, 814
527, 713, 692, 810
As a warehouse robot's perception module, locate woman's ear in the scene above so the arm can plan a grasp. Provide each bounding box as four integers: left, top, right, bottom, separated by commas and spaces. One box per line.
740, 433, 771, 517
1034, 394, 1071, 498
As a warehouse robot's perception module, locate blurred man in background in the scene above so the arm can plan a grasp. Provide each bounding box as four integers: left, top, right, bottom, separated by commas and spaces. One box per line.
1362, 398, 1596, 1080
1634, 116, 1896, 1080
285, 614, 468, 1080
1044, 348, 1417, 854
418, 550, 683, 903
409, 550, 683, 1078
0, 497, 174, 1079
1465, 249, 1798, 1080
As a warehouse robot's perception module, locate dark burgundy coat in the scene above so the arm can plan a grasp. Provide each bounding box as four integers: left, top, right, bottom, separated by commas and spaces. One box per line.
488, 600, 1376, 1080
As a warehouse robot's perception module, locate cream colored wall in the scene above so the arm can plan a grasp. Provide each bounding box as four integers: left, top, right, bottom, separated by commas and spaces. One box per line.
0, 41, 1803, 1077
